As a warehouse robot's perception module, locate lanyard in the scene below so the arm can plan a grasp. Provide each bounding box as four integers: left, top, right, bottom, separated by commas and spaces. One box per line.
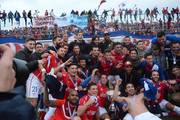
62, 102, 76, 119
69, 75, 78, 90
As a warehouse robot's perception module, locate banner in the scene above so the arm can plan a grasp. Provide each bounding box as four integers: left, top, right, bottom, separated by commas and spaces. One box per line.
34, 16, 55, 27
34, 15, 88, 28
54, 16, 70, 27
68, 15, 88, 28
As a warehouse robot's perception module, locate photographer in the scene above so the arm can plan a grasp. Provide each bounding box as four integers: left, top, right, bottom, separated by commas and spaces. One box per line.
0, 45, 36, 120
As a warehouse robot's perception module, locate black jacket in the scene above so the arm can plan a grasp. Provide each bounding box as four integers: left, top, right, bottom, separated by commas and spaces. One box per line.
0, 92, 36, 120
14, 47, 39, 72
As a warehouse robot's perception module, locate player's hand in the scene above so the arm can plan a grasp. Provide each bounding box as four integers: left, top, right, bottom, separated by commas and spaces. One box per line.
91, 68, 99, 76
86, 96, 97, 106
116, 79, 122, 86
168, 80, 176, 85
64, 56, 73, 65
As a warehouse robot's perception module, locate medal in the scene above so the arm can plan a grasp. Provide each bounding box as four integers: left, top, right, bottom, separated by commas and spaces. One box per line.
69, 75, 78, 90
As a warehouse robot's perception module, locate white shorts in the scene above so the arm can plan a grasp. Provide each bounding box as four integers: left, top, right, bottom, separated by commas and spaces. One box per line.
134, 112, 161, 120
99, 107, 107, 116
26, 73, 44, 98
123, 113, 134, 120
159, 99, 169, 111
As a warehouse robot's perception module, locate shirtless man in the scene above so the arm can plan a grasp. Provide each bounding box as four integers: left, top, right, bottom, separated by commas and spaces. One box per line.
113, 80, 161, 120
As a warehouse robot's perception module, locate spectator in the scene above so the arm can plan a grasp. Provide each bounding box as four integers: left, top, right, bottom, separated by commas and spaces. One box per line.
28, 10, 33, 26
2, 10, 7, 27
8, 11, 14, 26
14, 10, 21, 27
50, 9, 55, 17
22, 10, 27, 26
45, 10, 48, 16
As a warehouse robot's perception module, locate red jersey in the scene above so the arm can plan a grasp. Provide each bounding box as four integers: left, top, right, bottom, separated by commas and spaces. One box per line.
61, 72, 82, 89
79, 95, 100, 120
99, 57, 115, 75
50, 99, 77, 120
111, 50, 125, 63
154, 82, 168, 103
33, 52, 58, 85
97, 83, 108, 107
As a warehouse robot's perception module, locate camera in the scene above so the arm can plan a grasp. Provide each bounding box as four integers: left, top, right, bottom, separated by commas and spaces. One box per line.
13, 58, 30, 87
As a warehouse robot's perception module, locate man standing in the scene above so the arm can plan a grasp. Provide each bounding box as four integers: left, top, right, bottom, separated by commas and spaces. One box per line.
8, 11, 14, 26
14, 10, 21, 27
28, 10, 33, 26
2, 10, 7, 27
22, 10, 27, 26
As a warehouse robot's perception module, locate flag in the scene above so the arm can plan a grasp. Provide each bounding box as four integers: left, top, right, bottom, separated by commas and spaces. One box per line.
98, 0, 106, 10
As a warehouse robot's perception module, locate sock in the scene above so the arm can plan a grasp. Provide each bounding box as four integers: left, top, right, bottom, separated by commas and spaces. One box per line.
173, 106, 180, 115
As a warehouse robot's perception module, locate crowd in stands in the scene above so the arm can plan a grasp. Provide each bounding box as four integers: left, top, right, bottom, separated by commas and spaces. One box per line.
0, 6, 180, 41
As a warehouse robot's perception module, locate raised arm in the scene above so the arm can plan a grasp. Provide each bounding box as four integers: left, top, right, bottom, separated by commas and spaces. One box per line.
112, 79, 125, 102
54, 57, 72, 74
